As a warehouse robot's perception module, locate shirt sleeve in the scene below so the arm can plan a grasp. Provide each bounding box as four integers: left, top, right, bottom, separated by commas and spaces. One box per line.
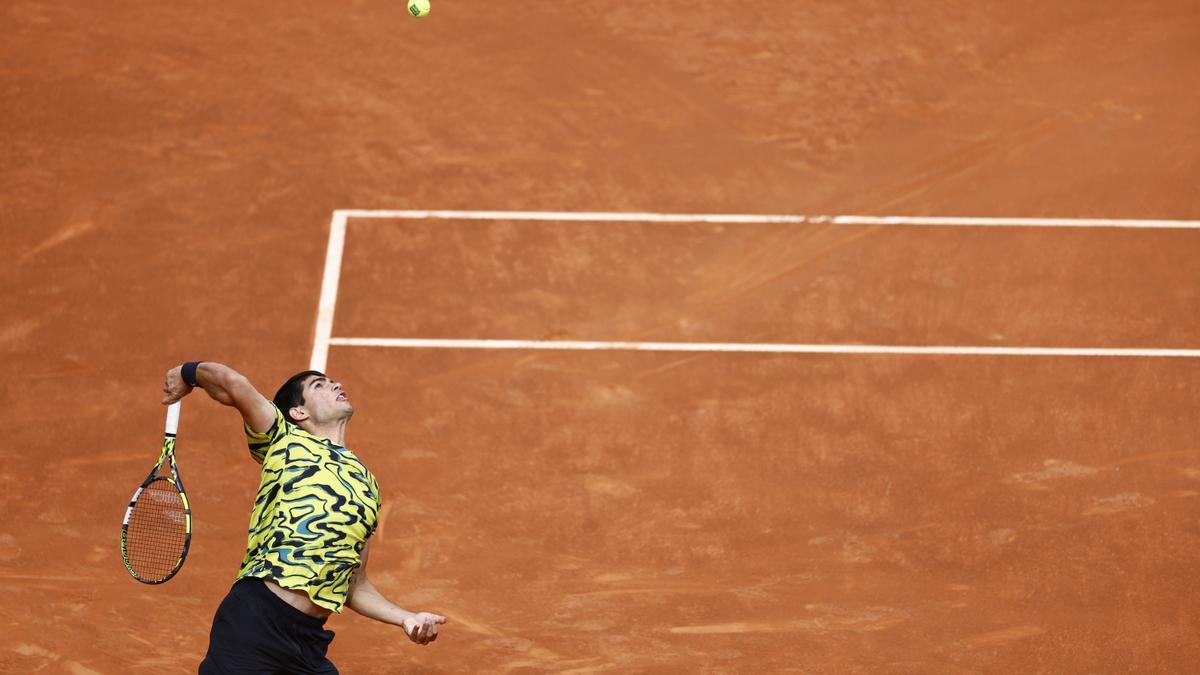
245, 405, 289, 464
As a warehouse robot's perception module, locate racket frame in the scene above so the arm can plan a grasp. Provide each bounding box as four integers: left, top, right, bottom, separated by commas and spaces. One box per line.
121, 401, 193, 584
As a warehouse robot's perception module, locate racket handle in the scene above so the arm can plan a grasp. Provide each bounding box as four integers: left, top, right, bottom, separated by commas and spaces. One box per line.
165, 401, 181, 436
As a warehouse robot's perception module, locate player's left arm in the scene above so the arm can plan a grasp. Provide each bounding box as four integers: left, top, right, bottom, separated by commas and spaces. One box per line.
347, 540, 447, 645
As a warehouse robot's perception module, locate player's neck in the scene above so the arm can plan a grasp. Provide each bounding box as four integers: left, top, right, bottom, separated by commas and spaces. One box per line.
303, 418, 348, 446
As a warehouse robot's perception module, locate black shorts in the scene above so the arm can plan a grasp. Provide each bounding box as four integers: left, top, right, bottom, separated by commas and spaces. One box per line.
199, 577, 337, 675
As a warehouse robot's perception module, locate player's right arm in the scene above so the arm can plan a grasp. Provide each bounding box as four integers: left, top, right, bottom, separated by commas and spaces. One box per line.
162, 362, 275, 433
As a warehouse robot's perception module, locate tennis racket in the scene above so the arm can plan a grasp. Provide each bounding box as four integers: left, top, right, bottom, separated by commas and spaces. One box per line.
121, 401, 192, 584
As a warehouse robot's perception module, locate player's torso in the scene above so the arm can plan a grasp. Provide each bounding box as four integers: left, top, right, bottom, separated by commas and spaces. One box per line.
238, 413, 382, 611
255, 432, 382, 544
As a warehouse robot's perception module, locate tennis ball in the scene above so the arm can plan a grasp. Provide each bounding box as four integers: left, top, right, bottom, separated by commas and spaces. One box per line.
407, 0, 430, 18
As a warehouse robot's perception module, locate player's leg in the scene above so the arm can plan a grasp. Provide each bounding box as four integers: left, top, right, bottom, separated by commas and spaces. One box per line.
295, 623, 338, 674
244, 577, 339, 674
278, 606, 338, 673
198, 578, 304, 674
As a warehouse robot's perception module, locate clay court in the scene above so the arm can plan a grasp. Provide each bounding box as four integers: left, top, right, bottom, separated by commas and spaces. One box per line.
3, 1, 1199, 673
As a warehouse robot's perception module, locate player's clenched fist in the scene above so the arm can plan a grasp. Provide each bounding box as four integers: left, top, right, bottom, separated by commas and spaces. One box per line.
403, 612, 447, 645
162, 365, 193, 404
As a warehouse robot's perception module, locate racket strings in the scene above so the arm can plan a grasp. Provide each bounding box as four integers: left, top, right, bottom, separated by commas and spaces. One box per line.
126, 479, 188, 580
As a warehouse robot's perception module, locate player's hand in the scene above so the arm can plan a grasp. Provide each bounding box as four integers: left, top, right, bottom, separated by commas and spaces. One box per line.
402, 612, 446, 645
161, 366, 193, 404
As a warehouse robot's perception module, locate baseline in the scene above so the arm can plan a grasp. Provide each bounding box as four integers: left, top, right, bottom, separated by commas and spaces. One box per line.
329, 337, 1200, 359
335, 209, 1200, 229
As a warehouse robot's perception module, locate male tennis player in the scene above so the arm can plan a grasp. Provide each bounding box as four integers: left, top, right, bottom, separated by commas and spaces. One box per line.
161, 361, 445, 674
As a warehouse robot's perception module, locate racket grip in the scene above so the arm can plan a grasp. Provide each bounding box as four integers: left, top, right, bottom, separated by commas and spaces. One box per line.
165, 401, 181, 436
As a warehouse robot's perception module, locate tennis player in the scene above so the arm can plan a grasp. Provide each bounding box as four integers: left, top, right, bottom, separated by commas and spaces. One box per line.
161, 361, 445, 674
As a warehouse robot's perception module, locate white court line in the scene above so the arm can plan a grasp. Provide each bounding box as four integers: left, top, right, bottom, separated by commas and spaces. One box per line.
335, 209, 1200, 229
310, 211, 349, 372
310, 209, 1200, 370
329, 338, 1200, 358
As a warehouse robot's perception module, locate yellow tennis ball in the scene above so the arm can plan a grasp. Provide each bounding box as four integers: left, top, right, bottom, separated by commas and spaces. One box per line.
407, 0, 430, 18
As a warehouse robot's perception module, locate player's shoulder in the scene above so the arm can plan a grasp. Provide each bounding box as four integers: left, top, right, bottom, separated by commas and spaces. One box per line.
248, 405, 310, 463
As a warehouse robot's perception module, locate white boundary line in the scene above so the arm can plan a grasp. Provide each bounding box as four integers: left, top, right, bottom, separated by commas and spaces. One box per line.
310, 211, 349, 372
328, 337, 1200, 358
309, 210, 1200, 369
335, 209, 1200, 229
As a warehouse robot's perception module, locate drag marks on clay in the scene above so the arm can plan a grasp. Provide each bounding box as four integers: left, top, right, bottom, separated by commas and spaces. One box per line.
84, 544, 108, 563
807, 525, 945, 566
882, 660, 984, 675
0, 533, 20, 563
1003, 452, 1200, 516
476, 580, 685, 673
582, 474, 639, 498
557, 661, 620, 675
683, 223, 884, 311
0, 572, 85, 583
125, 633, 155, 648
568, 584, 723, 600
988, 528, 1018, 545
559, 570, 820, 640
18, 219, 98, 263
1005, 459, 1100, 489
492, 640, 569, 673
6, 1, 56, 26
1083, 492, 1155, 516
567, 570, 734, 600
127, 655, 198, 671
833, 534, 879, 564
669, 604, 908, 635
436, 608, 505, 638
61, 450, 153, 466
13, 643, 56, 659
9, 643, 102, 675
631, 354, 711, 380
397, 447, 439, 460
958, 624, 1045, 649
0, 317, 45, 352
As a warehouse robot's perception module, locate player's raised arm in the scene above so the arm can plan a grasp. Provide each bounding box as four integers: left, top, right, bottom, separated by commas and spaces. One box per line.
162, 361, 275, 433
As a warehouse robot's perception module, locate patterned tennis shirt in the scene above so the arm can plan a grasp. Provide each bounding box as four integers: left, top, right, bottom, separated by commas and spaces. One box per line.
235, 405, 381, 612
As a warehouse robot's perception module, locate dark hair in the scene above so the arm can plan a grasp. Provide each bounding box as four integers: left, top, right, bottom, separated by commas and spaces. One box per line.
273, 370, 325, 425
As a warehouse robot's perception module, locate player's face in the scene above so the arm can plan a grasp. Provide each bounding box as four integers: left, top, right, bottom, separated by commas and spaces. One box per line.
301, 374, 354, 423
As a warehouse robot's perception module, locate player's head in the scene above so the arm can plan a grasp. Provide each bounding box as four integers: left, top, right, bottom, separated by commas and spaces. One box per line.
273, 370, 354, 428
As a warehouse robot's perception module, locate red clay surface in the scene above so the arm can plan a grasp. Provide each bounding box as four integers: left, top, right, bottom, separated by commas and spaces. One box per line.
3, 1, 1199, 673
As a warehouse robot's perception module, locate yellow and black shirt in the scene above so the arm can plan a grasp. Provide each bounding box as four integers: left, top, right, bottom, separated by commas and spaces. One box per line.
235, 405, 381, 613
